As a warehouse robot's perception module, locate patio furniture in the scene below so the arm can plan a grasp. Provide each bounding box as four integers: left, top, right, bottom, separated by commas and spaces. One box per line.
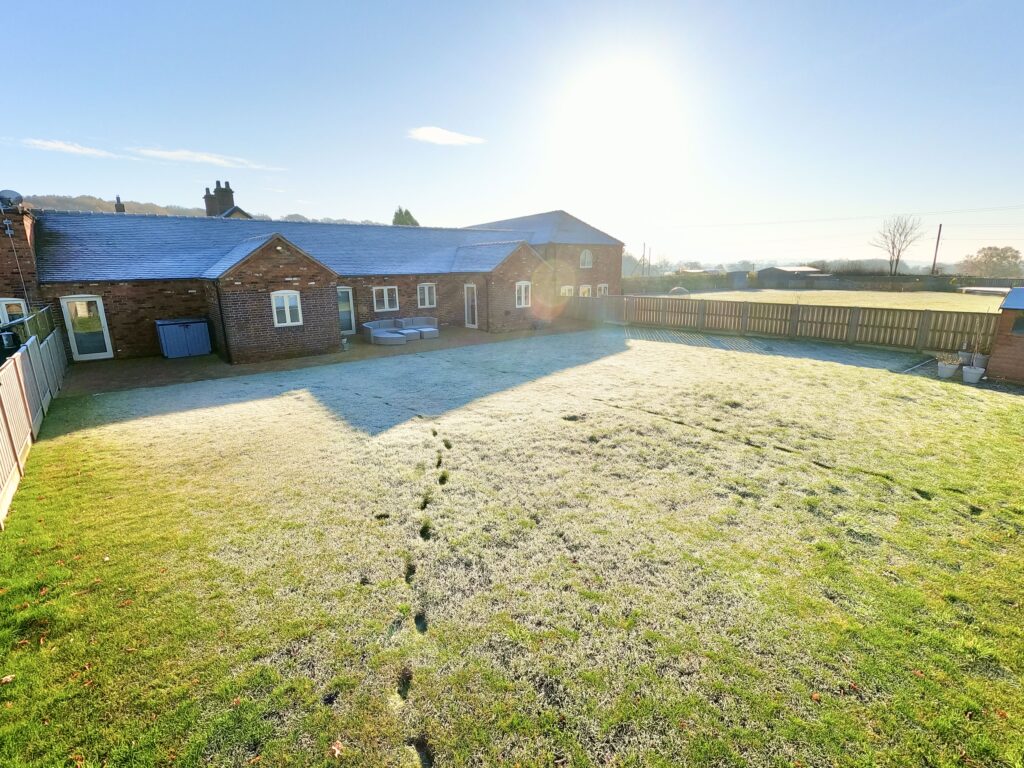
362, 319, 408, 345
396, 316, 440, 339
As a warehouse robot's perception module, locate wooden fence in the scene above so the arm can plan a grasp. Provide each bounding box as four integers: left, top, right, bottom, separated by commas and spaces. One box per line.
563, 295, 999, 353
0, 308, 68, 526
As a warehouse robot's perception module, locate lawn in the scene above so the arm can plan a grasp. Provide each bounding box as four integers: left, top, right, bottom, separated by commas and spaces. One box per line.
1, 330, 1022, 767
685, 289, 1004, 312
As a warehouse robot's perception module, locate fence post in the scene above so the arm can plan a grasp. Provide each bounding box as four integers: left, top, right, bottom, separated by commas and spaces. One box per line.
789, 305, 801, 339
740, 303, 750, 335
915, 310, 931, 352
696, 300, 707, 331
846, 307, 861, 345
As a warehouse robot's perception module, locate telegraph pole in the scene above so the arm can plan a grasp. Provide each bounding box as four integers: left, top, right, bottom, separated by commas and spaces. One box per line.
930, 223, 943, 275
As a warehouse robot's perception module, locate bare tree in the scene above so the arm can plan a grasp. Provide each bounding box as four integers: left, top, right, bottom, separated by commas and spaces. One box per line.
870, 215, 924, 275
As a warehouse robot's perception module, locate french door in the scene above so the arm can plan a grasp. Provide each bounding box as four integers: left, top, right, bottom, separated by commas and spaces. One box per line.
60, 295, 114, 361
337, 286, 356, 335
464, 284, 478, 328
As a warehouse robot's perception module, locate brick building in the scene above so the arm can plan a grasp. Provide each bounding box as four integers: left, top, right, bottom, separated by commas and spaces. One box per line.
987, 288, 1024, 384
0, 191, 622, 364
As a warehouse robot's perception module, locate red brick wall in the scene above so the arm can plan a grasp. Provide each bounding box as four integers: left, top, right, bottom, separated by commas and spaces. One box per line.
203, 281, 228, 358
215, 239, 340, 363
340, 273, 489, 330
39, 279, 208, 359
987, 309, 1024, 383
533, 243, 623, 297
0, 211, 39, 306
486, 245, 556, 331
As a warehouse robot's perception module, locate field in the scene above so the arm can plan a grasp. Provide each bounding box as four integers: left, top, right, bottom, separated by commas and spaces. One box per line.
684, 289, 1003, 312
1, 330, 1022, 767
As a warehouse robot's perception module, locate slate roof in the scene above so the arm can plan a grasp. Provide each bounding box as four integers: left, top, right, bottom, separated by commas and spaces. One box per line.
1000, 287, 1024, 310
467, 210, 623, 246
32, 211, 542, 282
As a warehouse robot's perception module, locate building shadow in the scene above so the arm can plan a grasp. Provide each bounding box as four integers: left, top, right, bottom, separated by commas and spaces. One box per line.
42, 329, 631, 438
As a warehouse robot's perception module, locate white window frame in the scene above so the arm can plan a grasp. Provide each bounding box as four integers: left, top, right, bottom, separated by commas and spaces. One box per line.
580, 249, 593, 269
271, 290, 303, 327
515, 280, 532, 309
0, 298, 28, 325
59, 295, 114, 361
596, 284, 609, 297
373, 286, 399, 312
560, 285, 574, 297
417, 283, 437, 309
579, 285, 592, 297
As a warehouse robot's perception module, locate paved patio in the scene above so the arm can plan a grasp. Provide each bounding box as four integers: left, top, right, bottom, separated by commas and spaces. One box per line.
60, 321, 593, 396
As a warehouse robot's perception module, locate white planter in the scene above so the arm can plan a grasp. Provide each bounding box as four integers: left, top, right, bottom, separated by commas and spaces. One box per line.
962, 365, 985, 385
970, 353, 989, 368
937, 361, 959, 379
957, 350, 973, 364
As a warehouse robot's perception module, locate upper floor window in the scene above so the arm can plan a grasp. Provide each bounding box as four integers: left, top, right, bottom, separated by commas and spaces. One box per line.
560, 285, 574, 297
580, 249, 593, 269
596, 284, 609, 297
271, 290, 302, 327
579, 285, 592, 298
417, 283, 437, 309
515, 281, 532, 308
373, 286, 399, 312
0, 298, 28, 325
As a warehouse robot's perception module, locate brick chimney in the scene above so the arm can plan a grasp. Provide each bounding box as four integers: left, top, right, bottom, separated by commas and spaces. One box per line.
204, 181, 236, 216
114, 195, 126, 213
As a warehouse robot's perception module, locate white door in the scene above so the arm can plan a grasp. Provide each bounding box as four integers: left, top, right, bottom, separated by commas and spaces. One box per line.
60, 295, 114, 361
337, 287, 356, 335
464, 284, 478, 328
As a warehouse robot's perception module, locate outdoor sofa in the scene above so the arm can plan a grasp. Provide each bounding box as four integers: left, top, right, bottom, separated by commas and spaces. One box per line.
363, 317, 440, 345
396, 317, 440, 339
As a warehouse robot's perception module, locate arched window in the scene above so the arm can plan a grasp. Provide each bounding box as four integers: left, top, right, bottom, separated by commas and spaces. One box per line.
271, 290, 302, 327
580, 249, 593, 269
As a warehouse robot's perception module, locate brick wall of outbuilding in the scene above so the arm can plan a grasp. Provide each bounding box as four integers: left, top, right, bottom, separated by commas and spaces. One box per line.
987, 309, 1024, 384
39, 279, 208, 359
340, 273, 489, 330
215, 238, 341, 363
486, 245, 556, 331
0, 211, 39, 305
533, 243, 623, 297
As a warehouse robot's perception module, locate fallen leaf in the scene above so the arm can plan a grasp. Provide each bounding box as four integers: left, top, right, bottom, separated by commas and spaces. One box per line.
1, 674, 14, 685
247, 757, 262, 765
329, 739, 345, 758
811, 692, 821, 703
996, 709, 1008, 719
912, 669, 925, 678
231, 697, 241, 707
39, 587, 49, 596
118, 599, 133, 608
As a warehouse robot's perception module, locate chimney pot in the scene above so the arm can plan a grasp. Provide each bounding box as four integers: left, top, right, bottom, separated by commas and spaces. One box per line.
114, 195, 126, 213
215, 180, 222, 188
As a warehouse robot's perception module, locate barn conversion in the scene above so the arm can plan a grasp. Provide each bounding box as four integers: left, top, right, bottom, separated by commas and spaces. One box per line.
0, 187, 622, 363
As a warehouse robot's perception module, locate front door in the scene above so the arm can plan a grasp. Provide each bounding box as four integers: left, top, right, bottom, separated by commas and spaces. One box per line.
464, 284, 478, 328
337, 286, 356, 335
60, 295, 114, 361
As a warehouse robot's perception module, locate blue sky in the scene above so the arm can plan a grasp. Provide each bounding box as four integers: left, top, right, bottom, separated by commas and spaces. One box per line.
5, 0, 1023, 266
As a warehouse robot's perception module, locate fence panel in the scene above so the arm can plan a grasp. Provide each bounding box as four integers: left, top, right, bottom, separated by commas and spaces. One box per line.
42, 330, 67, 389
0, 359, 32, 466
797, 305, 851, 342
747, 302, 792, 336
855, 308, 921, 348
13, 350, 43, 438
25, 337, 52, 413
703, 300, 744, 333
925, 311, 998, 353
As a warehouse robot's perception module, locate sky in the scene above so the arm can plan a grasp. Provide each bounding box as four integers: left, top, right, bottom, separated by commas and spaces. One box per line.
4, 0, 1023, 268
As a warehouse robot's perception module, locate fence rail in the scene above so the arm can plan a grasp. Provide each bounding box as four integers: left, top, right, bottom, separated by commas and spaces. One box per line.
563, 295, 998, 354
0, 308, 67, 527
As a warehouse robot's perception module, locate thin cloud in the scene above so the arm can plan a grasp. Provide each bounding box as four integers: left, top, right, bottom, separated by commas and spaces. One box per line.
407, 126, 485, 146
22, 138, 118, 158
129, 147, 284, 171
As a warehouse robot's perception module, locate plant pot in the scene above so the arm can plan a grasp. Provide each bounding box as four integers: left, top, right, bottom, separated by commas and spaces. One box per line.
970, 353, 989, 368
937, 361, 959, 379
957, 350, 973, 364
962, 365, 985, 385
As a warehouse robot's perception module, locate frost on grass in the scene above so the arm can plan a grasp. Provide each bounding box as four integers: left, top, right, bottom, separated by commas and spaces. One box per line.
10, 329, 1024, 766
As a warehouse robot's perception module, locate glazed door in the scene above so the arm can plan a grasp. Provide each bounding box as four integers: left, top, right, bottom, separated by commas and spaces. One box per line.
464, 284, 478, 328
337, 287, 356, 335
60, 295, 114, 361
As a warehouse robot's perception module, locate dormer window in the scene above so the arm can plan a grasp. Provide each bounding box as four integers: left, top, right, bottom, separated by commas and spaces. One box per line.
580, 249, 593, 269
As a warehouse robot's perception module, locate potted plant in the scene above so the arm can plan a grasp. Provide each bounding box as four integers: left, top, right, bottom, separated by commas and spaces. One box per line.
961, 324, 988, 385
957, 344, 973, 365
936, 352, 960, 379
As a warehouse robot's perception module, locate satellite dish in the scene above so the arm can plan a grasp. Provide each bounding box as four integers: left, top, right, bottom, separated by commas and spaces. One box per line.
0, 190, 23, 209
